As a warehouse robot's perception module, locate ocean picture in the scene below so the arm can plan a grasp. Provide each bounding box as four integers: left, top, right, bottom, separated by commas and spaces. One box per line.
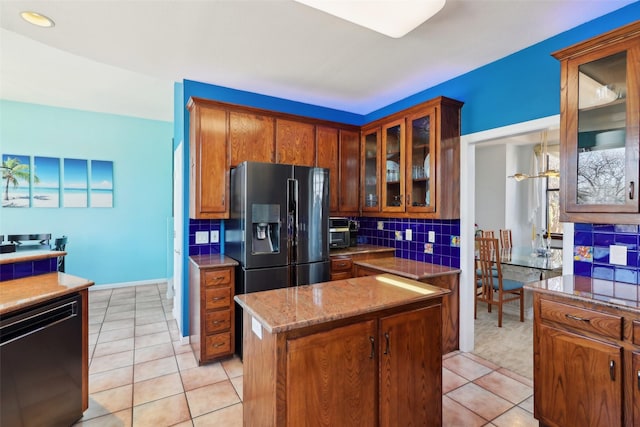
91, 160, 114, 208
2, 154, 31, 208
33, 156, 60, 208
64, 158, 88, 208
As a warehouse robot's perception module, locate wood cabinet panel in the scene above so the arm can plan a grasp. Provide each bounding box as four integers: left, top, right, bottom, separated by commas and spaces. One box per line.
188, 101, 228, 219
205, 287, 231, 310
338, 129, 360, 213
379, 306, 442, 427
540, 299, 623, 340
537, 324, 623, 427
316, 126, 339, 212
229, 111, 274, 167
205, 310, 231, 333
203, 268, 231, 287
633, 352, 640, 426
286, 320, 377, 426
205, 332, 232, 359
276, 119, 315, 166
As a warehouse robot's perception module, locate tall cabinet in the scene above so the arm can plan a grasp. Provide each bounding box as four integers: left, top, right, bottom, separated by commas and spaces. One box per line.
553, 21, 640, 224
360, 96, 463, 219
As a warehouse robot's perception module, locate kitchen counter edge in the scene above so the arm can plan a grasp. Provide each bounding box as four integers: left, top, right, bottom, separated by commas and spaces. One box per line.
189, 254, 239, 269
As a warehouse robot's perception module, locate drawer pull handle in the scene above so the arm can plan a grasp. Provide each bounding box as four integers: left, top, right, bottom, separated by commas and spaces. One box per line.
609, 360, 615, 381
637, 370, 640, 390
212, 320, 224, 324
369, 336, 375, 359
565, 314, 590, 323
212, 297, 225, 301
384, 332, 390, 356
630, 181, 635, 200
213, 342, 225, 348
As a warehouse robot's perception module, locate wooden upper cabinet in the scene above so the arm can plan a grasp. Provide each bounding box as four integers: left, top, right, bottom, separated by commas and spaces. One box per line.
553, 21, 640, 224
338, 129, 360, 214
276, 119, 315, 166
229, 111, 275, 167
188, 99, 228, 219
361, 127, 381, 213
316, 126, 339, 212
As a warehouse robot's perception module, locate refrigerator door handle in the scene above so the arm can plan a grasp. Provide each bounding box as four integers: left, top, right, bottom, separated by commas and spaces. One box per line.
287, 178, 298, 264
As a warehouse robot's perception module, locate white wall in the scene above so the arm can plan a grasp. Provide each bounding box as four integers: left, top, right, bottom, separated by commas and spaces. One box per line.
474, 145, 506, 234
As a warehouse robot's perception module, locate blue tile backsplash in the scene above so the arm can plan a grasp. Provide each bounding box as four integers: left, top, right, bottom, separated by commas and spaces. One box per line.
189, 217, 461, 269
0, 257, 58, 281
573, 223, 640, 285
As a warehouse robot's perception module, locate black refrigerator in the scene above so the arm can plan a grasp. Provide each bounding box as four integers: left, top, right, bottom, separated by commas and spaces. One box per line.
226, 161, 330, 356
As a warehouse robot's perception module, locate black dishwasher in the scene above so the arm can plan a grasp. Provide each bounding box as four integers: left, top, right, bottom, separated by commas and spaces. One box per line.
1, 293, 83, 427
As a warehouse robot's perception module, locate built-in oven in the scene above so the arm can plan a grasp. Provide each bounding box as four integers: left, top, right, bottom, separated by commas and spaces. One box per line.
329, 217, 350, 249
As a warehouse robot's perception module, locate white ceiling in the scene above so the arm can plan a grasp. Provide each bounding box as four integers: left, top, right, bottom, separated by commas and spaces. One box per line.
0, 0, 636, 122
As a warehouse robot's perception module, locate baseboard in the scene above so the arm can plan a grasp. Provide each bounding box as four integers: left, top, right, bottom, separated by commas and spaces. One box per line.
88, 278, 169, 291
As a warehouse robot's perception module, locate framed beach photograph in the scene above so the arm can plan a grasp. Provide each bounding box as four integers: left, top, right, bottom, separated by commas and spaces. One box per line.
90, 160, 114, 208
2, 154, 31, 208
33, 156, 60, 208
63, 158, 88, 208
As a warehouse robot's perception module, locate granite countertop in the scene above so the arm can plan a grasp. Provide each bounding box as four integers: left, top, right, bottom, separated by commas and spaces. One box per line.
0, 250, 66, 265
329, 244, 395, 257
189, 254, 239, 269
354, 257, 461, 280
0, 272, 94, 315
235, 273, 450, 333
525, 275, 640, 314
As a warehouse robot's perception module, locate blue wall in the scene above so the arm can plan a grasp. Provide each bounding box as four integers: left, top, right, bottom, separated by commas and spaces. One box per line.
1, 100, 173, 285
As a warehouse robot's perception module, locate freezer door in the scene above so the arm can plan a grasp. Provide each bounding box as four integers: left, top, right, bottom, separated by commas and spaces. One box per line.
293, 166, 329, 264
294, 261, 330, 286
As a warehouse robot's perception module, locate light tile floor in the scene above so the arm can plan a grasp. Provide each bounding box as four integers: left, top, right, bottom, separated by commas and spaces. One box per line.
75, 283, 536, 426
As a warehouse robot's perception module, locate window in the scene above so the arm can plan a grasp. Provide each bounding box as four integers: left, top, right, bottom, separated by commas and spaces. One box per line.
545, 151, 561, 235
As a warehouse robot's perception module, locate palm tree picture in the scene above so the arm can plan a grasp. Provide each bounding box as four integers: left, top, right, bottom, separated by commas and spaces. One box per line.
2, 155, 38, 207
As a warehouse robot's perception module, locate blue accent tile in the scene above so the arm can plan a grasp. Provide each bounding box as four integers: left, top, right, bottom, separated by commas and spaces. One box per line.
593, 232, 615, 246
592, 265, 614, 281
1, 264, 14, 281
574, 261, 592, 277
614, 268, 637, 285
574, 231, 593, 246
615, 224, 638, 234
33, 259, 51, 275
592, 246, 609, 264
615, 234, 638, 250
14, 261, 33, 279
574, 223, 593, 231
593, 224, 615, 233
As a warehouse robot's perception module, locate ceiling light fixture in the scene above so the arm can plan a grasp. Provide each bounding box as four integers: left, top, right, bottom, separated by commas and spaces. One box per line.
509, 130, 560, 181
20, 11, 55, 28
294, 0, 446, 38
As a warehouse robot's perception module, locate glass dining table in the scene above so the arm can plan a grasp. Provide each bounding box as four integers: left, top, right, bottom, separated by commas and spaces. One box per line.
498, 247, 563, 281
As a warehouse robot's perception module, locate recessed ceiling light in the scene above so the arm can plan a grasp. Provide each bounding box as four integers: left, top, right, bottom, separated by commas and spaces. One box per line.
20, 11, 55, 28
295, 0, 446, 38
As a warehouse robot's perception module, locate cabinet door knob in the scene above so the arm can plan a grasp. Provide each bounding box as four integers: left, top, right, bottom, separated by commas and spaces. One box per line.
630, 181, 635, 200
384, 332, 390, 356
369, 336, 375, 359
637, 369, 640, 390
609, 360, 616, 381
565, 313, 590, 323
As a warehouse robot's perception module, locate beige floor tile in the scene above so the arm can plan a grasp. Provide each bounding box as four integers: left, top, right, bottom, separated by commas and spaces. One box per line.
496, 367, 534, 388
136, 300, 162, 310
101, 318, 135, 332
186, 380, 240, 418
180, 362, 228, 391
97, 327, 135, 344
136, 313, 168, 326
73, 408, 132, 426
133, 372, 184, 406
89, 323, 102, 335
230, 376, 243, 401
106, 304, 135, 314
134, 330, 172, 349
176, 351, 198, 371
447, 383, 513, 421
442, 395, 487, 427
171, 421, 194, 427
192, 402, 243, 427
443, 367, 469, 394
134, 355, 178, 383
462, 352, 502, 371
135, 321, 169, 337
89, 332, 99, 346
134, 342, 175, 364
443, 353, 493, 381
491, 406, 538, 427
132, 393, 191, 427
88, 299, 109, 309
93, 337, 135, 358
89, 365, 133, 394
89, 314, 105, 325
474, 371, 533, 405
221, 356, 243, 378
519, 395, 534, 414
81, 384, 133, 421
173, 340, 193, 354
104, 310, 136, 321
90, 350, 134, 374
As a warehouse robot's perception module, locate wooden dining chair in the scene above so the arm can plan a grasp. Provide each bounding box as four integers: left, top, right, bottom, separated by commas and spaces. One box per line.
481, 230, 495, 239
499, 229, 513, 250
475, 237, 524, 327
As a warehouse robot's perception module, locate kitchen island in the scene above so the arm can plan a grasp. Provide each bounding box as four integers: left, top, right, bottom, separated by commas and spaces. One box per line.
235, 273, 450, 427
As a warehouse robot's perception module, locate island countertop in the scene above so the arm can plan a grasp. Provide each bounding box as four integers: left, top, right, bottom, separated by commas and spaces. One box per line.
234, 273, 450, 333
0, 249, 66, 265
353, 257, 461, 280
0, 272, 94, 315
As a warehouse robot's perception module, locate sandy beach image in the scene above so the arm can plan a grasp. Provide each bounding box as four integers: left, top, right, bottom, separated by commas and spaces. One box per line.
2, 190, 112, 208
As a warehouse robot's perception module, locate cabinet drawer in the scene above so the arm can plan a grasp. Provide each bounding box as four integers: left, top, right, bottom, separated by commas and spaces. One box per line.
205, 332, 232, 359
331, 271, 352, 281
205, 287, 231, 310
540, 299, 623, 340
633, 320, 640, 346
203, 269, 231, 287
331, 257, 353, 272
205, 310, 231, 333
355, 266, 382, 277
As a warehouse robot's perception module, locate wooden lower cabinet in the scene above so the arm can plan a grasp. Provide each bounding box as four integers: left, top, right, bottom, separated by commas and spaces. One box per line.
533, 292, 640, 427
329, 255, 353, 280
189, 261, 235, 364
243, 302, 443, 426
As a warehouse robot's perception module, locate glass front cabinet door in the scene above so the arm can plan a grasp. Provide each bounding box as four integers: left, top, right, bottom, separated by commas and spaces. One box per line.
554, 22, 640, 223
381, 119, 405, 212
361, 128, 381, 212
406, 110, 436, 213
